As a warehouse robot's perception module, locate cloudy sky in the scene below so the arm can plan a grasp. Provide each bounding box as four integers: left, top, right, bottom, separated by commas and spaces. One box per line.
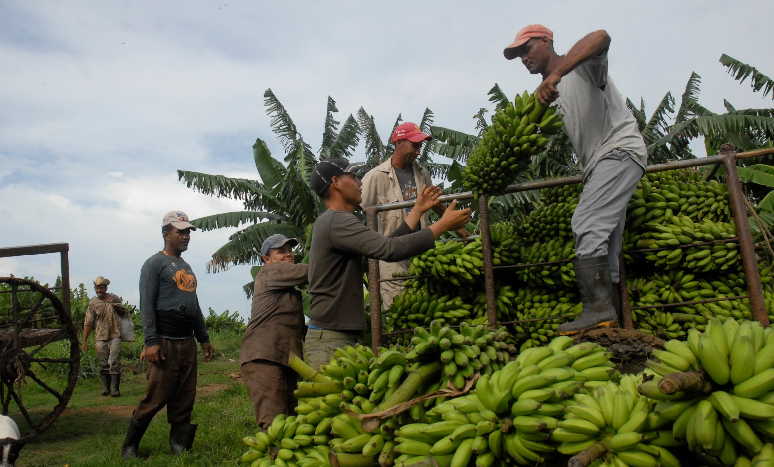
1, 1, 772, 319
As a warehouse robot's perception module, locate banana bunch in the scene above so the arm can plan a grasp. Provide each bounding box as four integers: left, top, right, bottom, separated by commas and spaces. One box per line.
553, 376, 681, 467
240, 413, 336, 466
639, 318, 774, 463
328, 413, 390, 465
490, 222, 521, 266
634, 215, 739, 272
471, 284, 518, 322
385, 286, 475, 333
463, 91, 563, 195
515, 185, 579, 246
735, 443, 774, 466
406, 320, 514, 390
633, 310, 698, 340
507, 288, 582, 351
516, 237, 576, 288
406, 239, 483, 291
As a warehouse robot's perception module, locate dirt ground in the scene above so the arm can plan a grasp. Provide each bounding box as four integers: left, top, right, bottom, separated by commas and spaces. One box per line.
574, 327, 664, 374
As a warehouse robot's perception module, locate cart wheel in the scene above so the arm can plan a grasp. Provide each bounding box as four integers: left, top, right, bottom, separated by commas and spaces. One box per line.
0, 276, 80, 441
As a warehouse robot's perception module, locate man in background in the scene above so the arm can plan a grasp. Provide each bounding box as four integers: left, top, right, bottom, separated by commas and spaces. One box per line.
82, 276, 125, 397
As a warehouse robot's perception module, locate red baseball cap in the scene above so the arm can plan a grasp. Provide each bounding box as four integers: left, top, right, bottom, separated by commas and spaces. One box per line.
504, 24, 554, 60
390, 122, 432, 144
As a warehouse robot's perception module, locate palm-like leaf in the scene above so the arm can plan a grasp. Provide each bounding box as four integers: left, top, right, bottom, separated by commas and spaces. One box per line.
177, 170, 262, 201
264, 88, 300, 152
327, 114, 360, 160
191, 211, 283, 231
488, 83, 510, 111
650, 113, 774, 154
208, 222, 303, 272
473, 108, 489, 136
429, 125, 480, 162
383, 114, 403, 158
252, 138, 285, 189
720, 54, 774, 99
320, 96, 340, 157
675, 72, 703, 124
626, 98, 647, 131
357, 108, 387, 167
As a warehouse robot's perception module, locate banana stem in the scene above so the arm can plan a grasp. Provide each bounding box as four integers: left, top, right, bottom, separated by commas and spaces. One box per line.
376, 362, 441, 411
568, 442, 607, 467
658, 371, 708, 394
288, 352, 335, 384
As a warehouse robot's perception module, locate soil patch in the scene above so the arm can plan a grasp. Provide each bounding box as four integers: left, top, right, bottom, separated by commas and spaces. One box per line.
197, 383, 230, 397
574, 328, 664, 374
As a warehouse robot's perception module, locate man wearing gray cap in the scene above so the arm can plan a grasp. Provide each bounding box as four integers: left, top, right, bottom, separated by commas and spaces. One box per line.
305, 158, 471, 369
122, 211, 214, 458
82, 276, 126, 397
239, 234, 307, 429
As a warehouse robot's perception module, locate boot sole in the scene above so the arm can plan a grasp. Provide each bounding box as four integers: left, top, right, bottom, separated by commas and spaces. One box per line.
559, 320, 616, 336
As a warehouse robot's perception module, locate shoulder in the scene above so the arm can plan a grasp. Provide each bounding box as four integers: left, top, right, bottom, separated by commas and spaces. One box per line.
88, 297, 100, 305
362, 162, 391, 182
141, 252, 165, 270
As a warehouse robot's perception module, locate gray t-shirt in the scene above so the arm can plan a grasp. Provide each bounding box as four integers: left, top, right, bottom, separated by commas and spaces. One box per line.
394, 164, 418, 225
556, 49, 647, 178
139, 252, 209, 345
308, 210, 434, 331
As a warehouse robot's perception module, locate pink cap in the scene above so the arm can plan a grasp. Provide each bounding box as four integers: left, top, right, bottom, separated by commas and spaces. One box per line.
390, 122, 432, 144
504, 24, 554, 60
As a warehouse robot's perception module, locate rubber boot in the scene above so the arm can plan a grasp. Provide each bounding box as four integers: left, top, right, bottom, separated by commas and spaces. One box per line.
110, 374, 121, 397
100, 374, 111, 396
611, 282, 623, 327
121, 418, 151, 459
558, 255, 618, 335
169, 423, 197, 454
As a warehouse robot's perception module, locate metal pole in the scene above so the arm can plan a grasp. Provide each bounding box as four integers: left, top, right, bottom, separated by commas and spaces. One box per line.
365, 208, 383, 352
722, 150, 768, 325
60, 245, 71, 316
478, 196, 498, 328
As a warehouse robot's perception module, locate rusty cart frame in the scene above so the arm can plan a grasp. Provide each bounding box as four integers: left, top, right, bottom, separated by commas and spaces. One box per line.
0, 243, 80, 442
365, 148, 774, 352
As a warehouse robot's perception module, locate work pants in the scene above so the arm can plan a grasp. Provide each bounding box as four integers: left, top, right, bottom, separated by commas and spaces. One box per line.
303, 329, 361, 371
95, 337, 122, 375
572, 150, 644, 283
241, 359, 297, 429
131, 338, 197, 425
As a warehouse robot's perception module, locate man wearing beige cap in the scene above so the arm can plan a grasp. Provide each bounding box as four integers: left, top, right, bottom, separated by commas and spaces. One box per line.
361, 122, 469, 309
82, 276, 126, 397
504, 25, 646, 334
122, 210, 214, 458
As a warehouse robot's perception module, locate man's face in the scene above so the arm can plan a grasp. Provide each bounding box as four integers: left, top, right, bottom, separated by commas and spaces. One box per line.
396, 139, 424, 163
517, 37, 551, 75
166, 227, 192, 252
332, 172, 362, 206
262, 244, 295, 265
94, 284, 108, 299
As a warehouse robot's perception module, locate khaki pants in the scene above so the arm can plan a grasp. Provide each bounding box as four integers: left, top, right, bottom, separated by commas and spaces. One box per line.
241, 360, 297, 429
303, 329, 361, 370
132, 338, 197, 425
379, 260, 408, 310
95, 338, 122, 375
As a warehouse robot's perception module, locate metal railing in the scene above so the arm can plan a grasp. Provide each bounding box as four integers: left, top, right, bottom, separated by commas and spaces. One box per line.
364, 148, 774, 352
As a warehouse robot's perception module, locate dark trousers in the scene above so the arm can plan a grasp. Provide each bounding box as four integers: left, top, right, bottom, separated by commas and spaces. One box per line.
240, 359, 297, 429
132, 338, 197, 425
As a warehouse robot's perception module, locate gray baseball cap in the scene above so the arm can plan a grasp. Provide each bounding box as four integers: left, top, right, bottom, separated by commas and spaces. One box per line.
260, 234, 299, 256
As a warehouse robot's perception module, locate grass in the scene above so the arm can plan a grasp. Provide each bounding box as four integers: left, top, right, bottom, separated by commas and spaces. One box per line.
15, 331, 257, 466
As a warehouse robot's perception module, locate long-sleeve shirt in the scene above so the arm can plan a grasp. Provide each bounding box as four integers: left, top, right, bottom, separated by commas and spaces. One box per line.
308, 210, 434, 331
139, 252, 209, 346
239, 262, 308, 366
84, 293, 123, 341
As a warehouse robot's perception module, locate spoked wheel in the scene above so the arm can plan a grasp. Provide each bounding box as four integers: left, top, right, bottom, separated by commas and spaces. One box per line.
0, 276, 79, 441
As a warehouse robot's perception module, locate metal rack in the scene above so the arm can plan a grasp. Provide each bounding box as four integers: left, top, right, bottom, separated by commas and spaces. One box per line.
365, 148, 774, 352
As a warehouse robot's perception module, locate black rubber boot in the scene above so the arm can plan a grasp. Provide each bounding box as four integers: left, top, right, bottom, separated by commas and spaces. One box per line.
121, 418, 151, 459
100, 374, 111, 396
169, 423, 197, 454
558, 255, 618, 334
110, 374, 121, 397
611, 282, 623, 326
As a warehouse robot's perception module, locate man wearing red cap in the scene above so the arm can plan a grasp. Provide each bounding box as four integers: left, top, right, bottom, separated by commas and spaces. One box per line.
504, 25, 647, 334
361, 123, 468, 309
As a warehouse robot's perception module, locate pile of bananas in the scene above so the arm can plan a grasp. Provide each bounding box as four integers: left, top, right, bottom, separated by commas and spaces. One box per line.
463, 91, 564, 195
516, 237, 576, 288
639, 318, 774, 464
471, 284, 518, 322
240, 413, 339, 466
406, 239, 483, 292
553, 375, 681, 467
516, 185, 579, 245
406, 321, 514, 390
633, 215, 738, 272
507, 288, 582, 351
392, 336, 616, 465
384, 287, 474, 333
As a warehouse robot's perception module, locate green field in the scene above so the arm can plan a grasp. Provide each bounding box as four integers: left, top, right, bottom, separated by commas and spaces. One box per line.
15, 331, 255, 466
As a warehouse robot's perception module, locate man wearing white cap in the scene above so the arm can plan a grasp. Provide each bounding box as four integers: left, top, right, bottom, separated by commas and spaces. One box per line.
122, 210, 214, 458
504, 25, 646, 334
240, 234, 307, 429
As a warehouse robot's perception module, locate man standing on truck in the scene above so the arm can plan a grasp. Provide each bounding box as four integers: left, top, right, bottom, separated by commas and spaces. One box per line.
503, 25, 647, 333
361, 122, 469, 309
121, 210, 214, 458
240, 234, 307, 429
304, 158, 471, 369
82, 276, 126, 397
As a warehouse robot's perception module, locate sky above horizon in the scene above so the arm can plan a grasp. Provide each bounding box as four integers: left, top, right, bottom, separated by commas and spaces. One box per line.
2, 1, 773, 319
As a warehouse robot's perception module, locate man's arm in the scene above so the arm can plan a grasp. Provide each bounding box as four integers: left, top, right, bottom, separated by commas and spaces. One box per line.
263, 263, 309, 290
139, 260, 161, 347
537, 30, 611, 104
81, 307, 94, 351
192, 296, 214, 361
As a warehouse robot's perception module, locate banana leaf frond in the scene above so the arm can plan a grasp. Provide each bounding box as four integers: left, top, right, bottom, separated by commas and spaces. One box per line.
720, 53, 774, 99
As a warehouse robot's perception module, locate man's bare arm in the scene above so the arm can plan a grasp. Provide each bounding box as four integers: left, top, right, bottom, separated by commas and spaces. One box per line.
537, 30, 611, 104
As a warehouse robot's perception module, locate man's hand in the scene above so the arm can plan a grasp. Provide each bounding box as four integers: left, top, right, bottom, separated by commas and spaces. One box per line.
536, 72, 561, 104
429, 200, 471, 238
201, 343, 214, 362
415, 186, 442, 213
142, 344, 163, 363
